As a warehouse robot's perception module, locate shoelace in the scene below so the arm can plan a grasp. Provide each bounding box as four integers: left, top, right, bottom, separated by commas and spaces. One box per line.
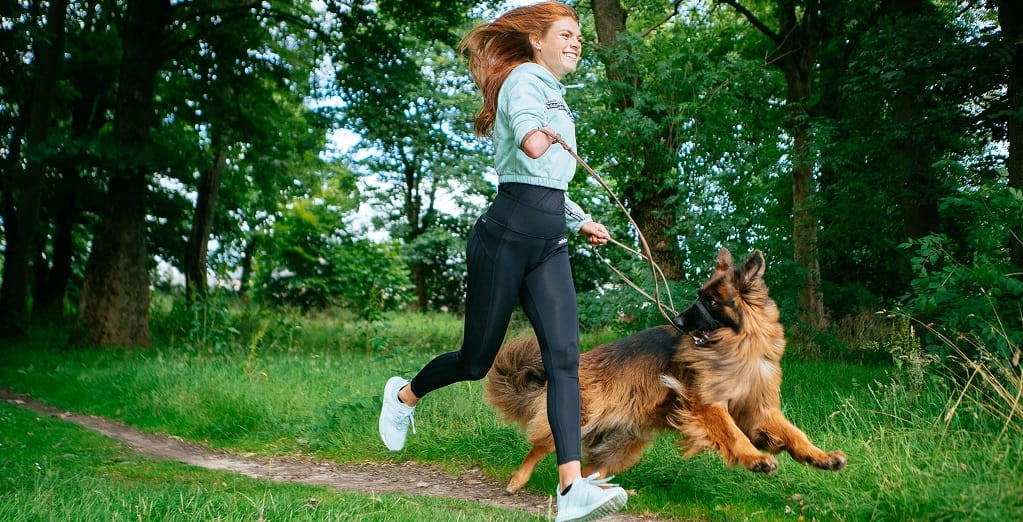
582, 472, 618, 488
395, 406, 416, 435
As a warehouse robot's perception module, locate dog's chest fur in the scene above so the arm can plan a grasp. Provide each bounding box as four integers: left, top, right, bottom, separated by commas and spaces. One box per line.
673, 328, 785, 415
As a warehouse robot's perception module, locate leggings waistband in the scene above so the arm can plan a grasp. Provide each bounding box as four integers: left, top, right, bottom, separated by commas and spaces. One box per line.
485, 189, 567, 240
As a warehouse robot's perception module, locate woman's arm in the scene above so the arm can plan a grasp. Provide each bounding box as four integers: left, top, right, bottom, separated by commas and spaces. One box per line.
520, 126, 560, 159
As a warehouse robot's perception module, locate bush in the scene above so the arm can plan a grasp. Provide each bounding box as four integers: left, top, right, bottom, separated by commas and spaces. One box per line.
254, 237, 412, 318
899, 184, 1023, 364
899, 232, 1023, 362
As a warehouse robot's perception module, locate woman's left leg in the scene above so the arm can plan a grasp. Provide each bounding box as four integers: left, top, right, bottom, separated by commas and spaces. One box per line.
518, 246, 582, 470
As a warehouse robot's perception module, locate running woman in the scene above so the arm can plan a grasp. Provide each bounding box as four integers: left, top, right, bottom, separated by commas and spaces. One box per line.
379, 3, 627, 520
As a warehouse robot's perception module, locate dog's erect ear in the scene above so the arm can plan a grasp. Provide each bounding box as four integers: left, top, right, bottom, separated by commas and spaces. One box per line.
715, 247, 734, 274
742, 250, 766, 284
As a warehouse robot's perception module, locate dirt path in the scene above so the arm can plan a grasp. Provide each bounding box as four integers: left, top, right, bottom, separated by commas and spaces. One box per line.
1, 387, 660, 520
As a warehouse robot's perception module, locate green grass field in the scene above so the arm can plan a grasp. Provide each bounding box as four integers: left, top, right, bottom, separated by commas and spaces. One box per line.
1, 307, 1020, 520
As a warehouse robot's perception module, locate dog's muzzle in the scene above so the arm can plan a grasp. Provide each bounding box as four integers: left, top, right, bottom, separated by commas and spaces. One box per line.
672, 299, 721, 348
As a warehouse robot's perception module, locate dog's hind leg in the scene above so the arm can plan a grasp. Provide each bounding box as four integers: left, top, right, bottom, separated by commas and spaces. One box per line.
506, 435, 555, 493
582, 429, 650, 483
753, 409, 846, 471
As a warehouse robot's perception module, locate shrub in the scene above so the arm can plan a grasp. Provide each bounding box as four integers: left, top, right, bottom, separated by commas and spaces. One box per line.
899, 184, 1023, 363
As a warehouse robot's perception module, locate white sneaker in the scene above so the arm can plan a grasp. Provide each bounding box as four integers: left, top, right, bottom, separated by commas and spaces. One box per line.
555, 473, 628, 522
378, 376, 416, 451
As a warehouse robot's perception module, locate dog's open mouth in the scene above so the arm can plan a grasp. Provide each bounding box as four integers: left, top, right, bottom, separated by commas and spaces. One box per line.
692, 330, 713, 347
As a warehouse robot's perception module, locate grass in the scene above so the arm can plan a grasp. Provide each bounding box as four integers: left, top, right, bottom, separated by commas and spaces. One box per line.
1, 303, 1021, 520
0, 402, 538, 521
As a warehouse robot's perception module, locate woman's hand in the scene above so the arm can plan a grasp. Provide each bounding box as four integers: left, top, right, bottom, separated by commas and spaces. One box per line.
580, 221, 610, 247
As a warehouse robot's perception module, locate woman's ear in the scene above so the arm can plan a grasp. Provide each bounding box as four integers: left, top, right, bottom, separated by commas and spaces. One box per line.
529, 33, 541, 52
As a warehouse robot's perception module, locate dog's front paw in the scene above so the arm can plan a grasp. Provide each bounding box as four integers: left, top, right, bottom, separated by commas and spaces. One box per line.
744, 454, 778, 474
812, 450, 846, 471
506, 472, 528, 493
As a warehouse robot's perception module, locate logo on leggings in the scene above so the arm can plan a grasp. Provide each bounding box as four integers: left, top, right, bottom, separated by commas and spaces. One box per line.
558, 237, 568, 245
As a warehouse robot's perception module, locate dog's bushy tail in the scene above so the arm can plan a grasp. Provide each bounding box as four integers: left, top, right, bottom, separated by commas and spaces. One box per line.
485, 336, 547, 427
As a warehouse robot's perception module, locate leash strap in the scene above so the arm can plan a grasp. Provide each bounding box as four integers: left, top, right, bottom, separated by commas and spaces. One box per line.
539, 129, 679, 326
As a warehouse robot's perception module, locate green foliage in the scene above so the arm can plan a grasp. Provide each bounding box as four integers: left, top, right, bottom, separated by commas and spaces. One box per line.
816, 2, 1006, 315
886, 315, 941, 394
577, 271, 693, 335
2, 0, 1019, 376
254, 212, 412, 317
899, 184, 1023, 361
152, 290, 301, 356
573, 5, 791, 296
314, 385, 375, 435
344, 36, 490, 311
400, 224, 469, 311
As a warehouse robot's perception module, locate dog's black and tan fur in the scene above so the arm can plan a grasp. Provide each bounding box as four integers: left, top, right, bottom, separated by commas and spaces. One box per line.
486, 248, 846, 493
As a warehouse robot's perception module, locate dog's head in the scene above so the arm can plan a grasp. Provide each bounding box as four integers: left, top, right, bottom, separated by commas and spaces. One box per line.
671, 247, 766, 347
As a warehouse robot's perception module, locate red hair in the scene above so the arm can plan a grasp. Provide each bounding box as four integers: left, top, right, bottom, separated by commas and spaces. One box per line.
459, 2, 579, 137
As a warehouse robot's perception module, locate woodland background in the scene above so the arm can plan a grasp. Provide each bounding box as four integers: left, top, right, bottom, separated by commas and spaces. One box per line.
1, 0, 1021, 364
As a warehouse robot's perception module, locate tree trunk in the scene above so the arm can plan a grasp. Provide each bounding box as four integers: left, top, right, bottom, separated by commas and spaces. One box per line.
998, 0, 1023, 270
790, 119, 826, 328
33, 176, 76, 317
779, 13, 826, 329
591, 0, 627, 82
401, 158, 430, 312
238, 238, 257, 297
0, 0, 68, 336
717, 0, 828, 327
413, 262, 427, 311
185, 134, 229, 301
73, 0, 170, 348
35, 35, 111, 317
892, 0, 940, 241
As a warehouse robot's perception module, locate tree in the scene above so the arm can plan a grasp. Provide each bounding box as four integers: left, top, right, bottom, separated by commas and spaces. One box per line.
997, 0, 1023, 269
588, 0, 686, 281
31, 0, 120, 318
73, 0, 171, 347
350, 43, 489, 311
709, 0, 911, 327
327, 0, 485, 312
710, 0, 831, 327
252, 177, 408, 317
0, 0, 68, 336
166, 1, 326, 301
71, 0, 334, 344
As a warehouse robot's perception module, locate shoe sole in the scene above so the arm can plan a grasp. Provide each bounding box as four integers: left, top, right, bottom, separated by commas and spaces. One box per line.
557, 490, 627, 522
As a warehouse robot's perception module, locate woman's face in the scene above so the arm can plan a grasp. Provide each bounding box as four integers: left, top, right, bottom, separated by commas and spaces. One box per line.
531, 17, 582, 80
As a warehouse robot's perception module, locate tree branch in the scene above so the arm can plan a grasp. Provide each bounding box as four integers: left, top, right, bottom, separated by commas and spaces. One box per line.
641, 0, 685, 38
715, 0, 782, 45
165, 1, 333, 60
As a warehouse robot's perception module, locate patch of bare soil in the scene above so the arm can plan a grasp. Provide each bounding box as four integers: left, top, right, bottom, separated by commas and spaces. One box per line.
1, 387, 660, 520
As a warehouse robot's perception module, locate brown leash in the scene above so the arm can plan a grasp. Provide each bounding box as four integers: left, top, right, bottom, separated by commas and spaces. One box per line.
540, 129, 679, 326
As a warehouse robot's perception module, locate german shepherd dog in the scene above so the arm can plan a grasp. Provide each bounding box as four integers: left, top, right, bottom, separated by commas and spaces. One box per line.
486, 248, 846, 493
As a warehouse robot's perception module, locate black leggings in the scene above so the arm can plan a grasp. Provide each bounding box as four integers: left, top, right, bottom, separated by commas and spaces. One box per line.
408, 183, 582, 465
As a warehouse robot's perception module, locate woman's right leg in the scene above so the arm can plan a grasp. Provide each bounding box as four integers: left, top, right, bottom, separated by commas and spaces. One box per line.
407, 215, 527, 399
380, 214, 526, 451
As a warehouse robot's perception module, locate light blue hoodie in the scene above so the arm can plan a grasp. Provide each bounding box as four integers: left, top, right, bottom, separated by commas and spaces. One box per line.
492, 62, 591, 234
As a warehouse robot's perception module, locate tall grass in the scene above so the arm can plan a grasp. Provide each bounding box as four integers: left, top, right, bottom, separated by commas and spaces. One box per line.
1, 298, 1021, 520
